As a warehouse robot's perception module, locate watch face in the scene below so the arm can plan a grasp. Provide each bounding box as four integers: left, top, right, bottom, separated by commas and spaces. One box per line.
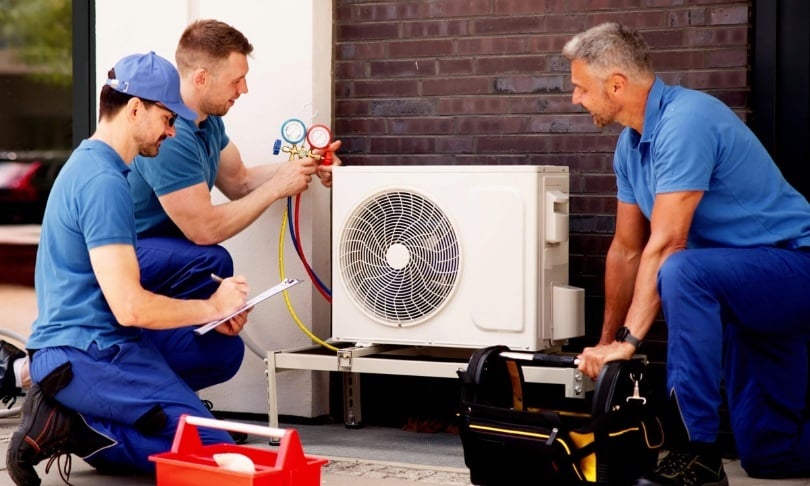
615, 326, 640, 347
281, 118, 306, 144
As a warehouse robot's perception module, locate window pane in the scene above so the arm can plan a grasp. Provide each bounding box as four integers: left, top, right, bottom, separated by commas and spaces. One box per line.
0, 0, 72, 224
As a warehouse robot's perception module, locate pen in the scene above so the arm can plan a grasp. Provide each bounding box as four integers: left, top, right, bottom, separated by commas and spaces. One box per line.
210, 273, 224, 284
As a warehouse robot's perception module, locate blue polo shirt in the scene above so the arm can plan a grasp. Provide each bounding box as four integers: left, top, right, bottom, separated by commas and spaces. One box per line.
28, 139, 140, 351
128, 115, 230, 236
614, 77, 810, 249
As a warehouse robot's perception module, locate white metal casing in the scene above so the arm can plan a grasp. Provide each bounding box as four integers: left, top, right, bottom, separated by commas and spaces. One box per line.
331, 165, 584, 351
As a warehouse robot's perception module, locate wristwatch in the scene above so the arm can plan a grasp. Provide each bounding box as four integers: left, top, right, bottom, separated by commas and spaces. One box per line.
615, 326, 641, 349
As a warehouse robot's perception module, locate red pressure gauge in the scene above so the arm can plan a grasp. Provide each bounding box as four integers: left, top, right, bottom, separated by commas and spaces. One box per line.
307, 124, 334, 165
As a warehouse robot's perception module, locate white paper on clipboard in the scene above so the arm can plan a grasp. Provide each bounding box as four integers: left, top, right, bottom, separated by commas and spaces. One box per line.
194, 278, 302, 335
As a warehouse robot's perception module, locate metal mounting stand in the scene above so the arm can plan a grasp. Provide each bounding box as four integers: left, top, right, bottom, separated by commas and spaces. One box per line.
266, 343, 593, 428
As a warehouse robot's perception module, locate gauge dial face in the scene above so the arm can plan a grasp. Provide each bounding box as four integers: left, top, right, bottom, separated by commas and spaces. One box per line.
281, 119, 306, 144
307, 124, 333, 149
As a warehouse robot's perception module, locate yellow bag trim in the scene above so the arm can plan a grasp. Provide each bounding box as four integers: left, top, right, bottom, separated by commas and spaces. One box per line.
606, 417, 665, 449
608, 426, 640, 438
642, 417, 665, 449
468, 424, 572, 455
505, 360, 523, 411
569, 430, 596, 482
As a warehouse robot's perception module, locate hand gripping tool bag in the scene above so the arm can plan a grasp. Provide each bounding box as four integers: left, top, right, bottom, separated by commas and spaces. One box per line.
457, 345, 664, 485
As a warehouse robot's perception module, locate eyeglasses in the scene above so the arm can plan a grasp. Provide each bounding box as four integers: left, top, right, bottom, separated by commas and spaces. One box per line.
152, 102, 178, 127
156, 104, 178, 127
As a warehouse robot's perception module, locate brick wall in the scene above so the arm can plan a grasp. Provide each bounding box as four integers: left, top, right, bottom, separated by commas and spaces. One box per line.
334, 0, 751, 347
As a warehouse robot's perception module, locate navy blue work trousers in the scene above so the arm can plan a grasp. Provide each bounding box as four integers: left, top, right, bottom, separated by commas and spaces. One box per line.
658, 247, 810, 477
30, 236, 245, 472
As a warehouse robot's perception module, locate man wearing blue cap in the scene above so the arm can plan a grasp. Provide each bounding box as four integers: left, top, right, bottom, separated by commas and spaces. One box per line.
6, 52, 251, 485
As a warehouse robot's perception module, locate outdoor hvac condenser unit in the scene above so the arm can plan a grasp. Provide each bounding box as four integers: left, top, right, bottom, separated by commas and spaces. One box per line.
331, 165, 584, 351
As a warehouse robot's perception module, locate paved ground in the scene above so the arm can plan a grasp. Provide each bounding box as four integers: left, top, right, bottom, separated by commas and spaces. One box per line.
4, 410, 810, 486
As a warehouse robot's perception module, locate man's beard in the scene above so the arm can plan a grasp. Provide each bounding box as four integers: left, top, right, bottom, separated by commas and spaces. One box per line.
591, 111, 613, 128
200, 99, 232, 117
589, 94, 620, 128
138, 135, 166, 157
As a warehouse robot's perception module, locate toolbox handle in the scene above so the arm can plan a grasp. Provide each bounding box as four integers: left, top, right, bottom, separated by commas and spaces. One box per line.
171, 414, 311, 470
183, 415, 288, 440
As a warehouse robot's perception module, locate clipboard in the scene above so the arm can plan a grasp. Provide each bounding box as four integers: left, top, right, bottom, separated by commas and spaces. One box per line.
194, 278, 303, 335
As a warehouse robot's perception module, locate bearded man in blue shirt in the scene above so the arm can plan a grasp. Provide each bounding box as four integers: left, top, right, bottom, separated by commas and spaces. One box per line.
565, 22, 810, 485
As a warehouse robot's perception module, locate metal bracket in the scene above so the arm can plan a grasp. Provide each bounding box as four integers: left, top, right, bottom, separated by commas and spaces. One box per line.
267, 344, 594, 429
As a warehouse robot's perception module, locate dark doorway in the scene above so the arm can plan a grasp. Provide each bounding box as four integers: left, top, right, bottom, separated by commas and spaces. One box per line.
751, 0, 810, 197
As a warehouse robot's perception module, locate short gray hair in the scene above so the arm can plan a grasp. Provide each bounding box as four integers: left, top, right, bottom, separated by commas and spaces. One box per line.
562, 22, 653, 78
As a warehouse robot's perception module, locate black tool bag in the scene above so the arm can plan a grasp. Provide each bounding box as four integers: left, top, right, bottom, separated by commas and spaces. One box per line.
457, 345, 664, 485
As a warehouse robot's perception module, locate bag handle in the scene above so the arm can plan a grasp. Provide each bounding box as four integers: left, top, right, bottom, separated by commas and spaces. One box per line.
499, 350, 579, 368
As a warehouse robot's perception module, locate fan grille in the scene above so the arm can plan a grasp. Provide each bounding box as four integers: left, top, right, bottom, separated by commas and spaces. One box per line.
338, 190, 461, 326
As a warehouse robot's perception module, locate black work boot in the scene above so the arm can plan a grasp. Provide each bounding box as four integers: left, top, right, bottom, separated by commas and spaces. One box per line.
0, 340, 26, 408
6, 383, 72, 485
6, 383, 115, 485
634, 446, 728, 486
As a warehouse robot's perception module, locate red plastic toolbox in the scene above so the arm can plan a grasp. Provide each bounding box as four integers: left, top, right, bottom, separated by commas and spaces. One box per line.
150, 415, 328, 486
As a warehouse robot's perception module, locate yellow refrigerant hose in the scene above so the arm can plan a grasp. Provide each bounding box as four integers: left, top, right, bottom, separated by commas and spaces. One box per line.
279, 207, 338, 351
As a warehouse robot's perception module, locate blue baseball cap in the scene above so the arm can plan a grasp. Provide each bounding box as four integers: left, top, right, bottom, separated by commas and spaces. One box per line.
105, 51, 197, 121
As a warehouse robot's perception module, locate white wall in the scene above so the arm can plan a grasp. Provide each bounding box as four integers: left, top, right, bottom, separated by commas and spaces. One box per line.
95, 0, 333, 416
